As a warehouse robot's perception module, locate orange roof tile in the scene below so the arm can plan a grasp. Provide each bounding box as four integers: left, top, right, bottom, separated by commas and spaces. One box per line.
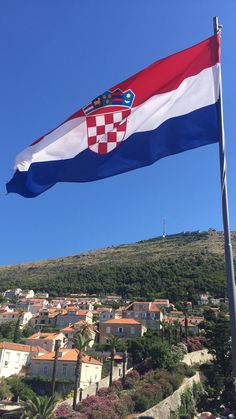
18, 298, 46, 302
59, 309, 91, 316
103, 318, 142, 325
0, 311, 19, 316
0, 341, 48, 353
61, 326, 75, 332
27, 332, 61, 340
32, 349, 102, 365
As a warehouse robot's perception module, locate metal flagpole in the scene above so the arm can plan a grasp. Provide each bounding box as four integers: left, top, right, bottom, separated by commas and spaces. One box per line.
213, 16, 236, 398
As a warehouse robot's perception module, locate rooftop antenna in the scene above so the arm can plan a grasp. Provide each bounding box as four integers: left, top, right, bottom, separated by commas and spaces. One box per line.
162, 219, 166, 238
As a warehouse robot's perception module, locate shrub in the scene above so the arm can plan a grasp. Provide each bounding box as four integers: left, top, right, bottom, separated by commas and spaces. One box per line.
111, 379, 123, 392
177, 388, 195, 419
82, 395, 119, 419
133, 392, 152, 412
84, 403, 118, 419
113, 394, 134, 418
6, 376, 35, 401
168, 372, 184, 391
125, 369, 140, 389
96, 387, 113, 398
157, 378, 173, 398
186, 336, 206, 352
54, 403, 87, 418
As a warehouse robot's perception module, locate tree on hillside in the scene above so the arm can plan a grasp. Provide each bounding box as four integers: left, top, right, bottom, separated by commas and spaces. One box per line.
204, 314, 234, 409
0, 378, 12, 400
159, 319, 167, 343
6, 376, 35, 401
173, 320, 180, 345
127, 332, 182, 372
0, 320, 17, 341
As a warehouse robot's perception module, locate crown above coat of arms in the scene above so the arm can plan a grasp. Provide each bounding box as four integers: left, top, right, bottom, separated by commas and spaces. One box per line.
83, 88, 135, 115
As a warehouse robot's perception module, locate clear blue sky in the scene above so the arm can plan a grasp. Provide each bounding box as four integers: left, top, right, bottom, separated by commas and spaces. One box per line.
1, 1, 236, 265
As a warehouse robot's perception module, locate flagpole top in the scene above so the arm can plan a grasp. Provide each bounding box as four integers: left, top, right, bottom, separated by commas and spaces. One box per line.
213, 16, 223, 34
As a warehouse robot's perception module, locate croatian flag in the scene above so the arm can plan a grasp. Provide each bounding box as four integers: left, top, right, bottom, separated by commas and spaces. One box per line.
7, 34, 220, 198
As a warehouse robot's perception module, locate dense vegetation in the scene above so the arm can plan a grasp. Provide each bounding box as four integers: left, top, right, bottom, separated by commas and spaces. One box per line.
0, 230, 234, 300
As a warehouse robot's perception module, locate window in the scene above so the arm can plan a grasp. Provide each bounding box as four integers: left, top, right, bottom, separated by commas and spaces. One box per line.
118, 327, 123, 333
106, 326, 111, 333
62, 366, 67, 377
4, 352, 10, 367
130, 326, 135, 334
43, 366, 48, 375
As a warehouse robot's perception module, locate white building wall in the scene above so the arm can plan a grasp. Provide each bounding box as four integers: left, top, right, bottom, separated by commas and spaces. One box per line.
0, 348, 29, 378
29, 360, 102, 388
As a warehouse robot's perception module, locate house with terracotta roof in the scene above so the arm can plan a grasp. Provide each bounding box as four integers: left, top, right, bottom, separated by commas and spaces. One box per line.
0, 310, 32, 327
29, 348, 102, 388
99, 318, 146, 344
56, 308, 93, 328
16, 298, 48, 310
99, 308, 117, 322
25, 332, 67, 352
30, 308, 60, 329
0, 341, 47, 378
60, 321, 96, 348
122, 301, 163, 330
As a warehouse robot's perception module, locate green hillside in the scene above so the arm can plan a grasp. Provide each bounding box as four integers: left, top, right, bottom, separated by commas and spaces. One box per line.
0, 230, 234, 301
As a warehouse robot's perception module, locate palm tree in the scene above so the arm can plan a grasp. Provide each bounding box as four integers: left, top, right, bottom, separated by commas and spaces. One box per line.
72, 332, 92, 410
78, 322, 94, 348
20, 395, 56, 419
107, 335, 121, 388
173, 320, 180, 345
51, 339, 61, 396
165, 322, 172, 345
159, 319, 167, 343
184, 313, 188, 345
122, 348, 128, 387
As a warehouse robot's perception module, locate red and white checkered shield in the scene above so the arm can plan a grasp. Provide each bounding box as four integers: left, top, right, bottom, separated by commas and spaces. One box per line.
86, 107, 131, 154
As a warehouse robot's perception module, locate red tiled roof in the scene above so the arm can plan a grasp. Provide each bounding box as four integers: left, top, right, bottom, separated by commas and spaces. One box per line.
27, 332, 62, 340
0, 341, 48, 353
59, 309, 91, 316
32, 348, 102, 365
103, 318, 142, 325
61, 326, 75, 332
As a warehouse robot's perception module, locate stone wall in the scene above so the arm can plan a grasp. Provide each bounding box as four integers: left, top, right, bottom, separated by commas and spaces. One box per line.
183, 348, 213, 366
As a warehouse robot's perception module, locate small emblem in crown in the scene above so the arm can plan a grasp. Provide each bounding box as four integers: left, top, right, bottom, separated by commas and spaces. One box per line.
83, 89, 135, 115
83, 89, 135, 155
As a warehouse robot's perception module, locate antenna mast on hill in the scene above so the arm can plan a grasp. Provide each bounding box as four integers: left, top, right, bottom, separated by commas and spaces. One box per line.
162, 219, 166, 238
